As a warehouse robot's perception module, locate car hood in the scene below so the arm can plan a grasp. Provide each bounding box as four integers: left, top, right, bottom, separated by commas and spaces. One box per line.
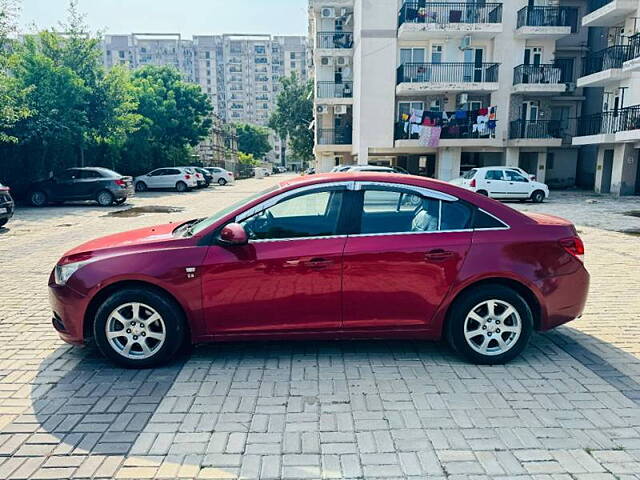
62, 222, 181, 260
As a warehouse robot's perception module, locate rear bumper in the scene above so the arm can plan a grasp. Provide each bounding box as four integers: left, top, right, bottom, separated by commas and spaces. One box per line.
112, 187, 133, 199
538, 264, 590, 331
48, 277, 89, 345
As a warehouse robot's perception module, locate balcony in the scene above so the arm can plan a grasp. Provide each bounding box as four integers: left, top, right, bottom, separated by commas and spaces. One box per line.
396, 62, 500, 95
623, 34, 640, 72
578, 44, 633, 87
316, 32, 354, 51
317, 127, 353, 148
397, 1, 503, 39
509, 120, 564, 147
394, 117, 501, 149
583, 0, 637, 28
512, 62, 572, 95
573, 105, 640, 144
515, 6, 578, 40
317, 81, 353, 103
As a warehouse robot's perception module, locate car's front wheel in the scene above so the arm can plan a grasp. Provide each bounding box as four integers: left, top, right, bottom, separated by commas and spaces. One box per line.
447, 285, 533, 365
94, 287, 185, 368
531, 190, 546, 203
135, 182, 147, 192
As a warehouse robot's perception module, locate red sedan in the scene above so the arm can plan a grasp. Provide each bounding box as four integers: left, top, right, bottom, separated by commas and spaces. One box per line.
49, 173, 589, 368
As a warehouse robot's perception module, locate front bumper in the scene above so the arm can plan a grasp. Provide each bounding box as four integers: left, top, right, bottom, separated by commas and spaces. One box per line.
49, 278, 89, 345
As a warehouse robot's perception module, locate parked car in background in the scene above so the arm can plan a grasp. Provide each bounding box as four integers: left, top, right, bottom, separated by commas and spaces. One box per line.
0, 182, 15, 228
204, 167, 235, 186
134, 167, 198, 193
28, 168, 133, 207
451, 167, 549, 203
190, 167, 213, 187
302, 168, 316, 175
507, 167, 537, 182
254, 167, 271, 178
49, 173, 588, 368
189, 168, 207, 188
274, 166, 287, 174
337, 165, 410, 174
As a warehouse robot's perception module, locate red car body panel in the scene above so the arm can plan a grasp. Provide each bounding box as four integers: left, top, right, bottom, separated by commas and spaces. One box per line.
48, 173, 590, 347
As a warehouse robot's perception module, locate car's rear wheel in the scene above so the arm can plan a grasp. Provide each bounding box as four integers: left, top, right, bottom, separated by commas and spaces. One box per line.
218, 178, 227, 186
531, 190, 545, 203
176, 181, 188, 192
93, 287, 185, 368
135, 182, 147, 192
114, 198, 127, 205
96, 190, 115, 207
30, 191, 47, 207
446, 285, 533, 365
0, 219, 7, 228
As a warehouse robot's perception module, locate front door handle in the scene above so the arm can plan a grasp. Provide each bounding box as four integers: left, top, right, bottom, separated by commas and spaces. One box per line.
303, 257, 333, 269
425, 249, 456, 262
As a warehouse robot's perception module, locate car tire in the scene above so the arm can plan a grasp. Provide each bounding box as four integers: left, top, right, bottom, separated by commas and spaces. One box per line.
477, 190, 489, 196
135, 182, 148, 192
218, 178, 227, 186
115, 198, 127, 205
96, 190, 115, 207
0, 219, 7, 228
446, 285, 533, 365
30, 190, 48, 207
93, 287, 186, 368
531, 190, 545, 203
176, 181, 188, 193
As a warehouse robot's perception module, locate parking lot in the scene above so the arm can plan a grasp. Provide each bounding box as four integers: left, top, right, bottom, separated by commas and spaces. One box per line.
0, 176, 640, 479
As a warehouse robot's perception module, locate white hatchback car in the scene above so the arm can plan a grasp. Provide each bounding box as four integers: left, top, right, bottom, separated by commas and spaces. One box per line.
452, 167, 549, 203
134, 167, 198, 193
205, 167, 235, 186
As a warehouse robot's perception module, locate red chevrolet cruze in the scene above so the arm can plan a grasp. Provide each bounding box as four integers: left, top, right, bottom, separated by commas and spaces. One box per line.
49, 173, 589, 368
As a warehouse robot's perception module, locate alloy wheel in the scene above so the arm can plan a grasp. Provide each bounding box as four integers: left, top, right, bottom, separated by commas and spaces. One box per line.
105, 302, 166, 360
97, 191, 113, 206
463, 299, 522, 356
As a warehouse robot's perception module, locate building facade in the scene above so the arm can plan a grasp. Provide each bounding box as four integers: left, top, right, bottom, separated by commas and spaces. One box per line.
309, 0, 628, 193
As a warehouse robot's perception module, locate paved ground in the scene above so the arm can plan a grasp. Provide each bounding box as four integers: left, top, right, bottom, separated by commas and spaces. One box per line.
0, 176, 639, 479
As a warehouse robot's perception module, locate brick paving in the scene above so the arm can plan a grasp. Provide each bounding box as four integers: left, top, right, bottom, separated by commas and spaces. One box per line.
0, 177, 639, 479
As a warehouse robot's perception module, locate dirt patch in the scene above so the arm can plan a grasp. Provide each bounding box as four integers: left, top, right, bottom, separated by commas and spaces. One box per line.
105, 206, 184, 218
623, 210, 640, 218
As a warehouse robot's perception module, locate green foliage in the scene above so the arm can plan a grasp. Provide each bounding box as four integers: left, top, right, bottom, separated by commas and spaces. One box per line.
238, 152, 258, 165
234, 123, 271, 160
268, 73, 314, 165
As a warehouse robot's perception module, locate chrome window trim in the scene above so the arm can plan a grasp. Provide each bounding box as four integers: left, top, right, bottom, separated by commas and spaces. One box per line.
249, 234, 349, 244
354, 181, 458, 202
346, 229, 473, 239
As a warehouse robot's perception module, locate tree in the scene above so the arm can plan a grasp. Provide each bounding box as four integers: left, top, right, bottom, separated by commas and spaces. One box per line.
268, 73, 314, 166
234, 123, 271, 160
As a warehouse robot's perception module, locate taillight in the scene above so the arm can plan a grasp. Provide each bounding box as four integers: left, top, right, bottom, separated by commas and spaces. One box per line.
470, 179, 476, 188
115, 179, 126, 187
560, 236, 585, 262
185, 174, 191, 180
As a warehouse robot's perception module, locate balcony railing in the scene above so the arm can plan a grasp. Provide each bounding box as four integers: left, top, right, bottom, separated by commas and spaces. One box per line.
509, 120, 564, 139
394, 119, 497, 141
397, 62, 500, 84
576, 105, 640, 136
317, 81, 353, 99
587, 0, 613, 13
582, 44, 634, 76
516, 6, 578, 32
513, 61, 573, 85
317, 127, 353, 145
316, 32, 354, 49
398, 2, 503, 27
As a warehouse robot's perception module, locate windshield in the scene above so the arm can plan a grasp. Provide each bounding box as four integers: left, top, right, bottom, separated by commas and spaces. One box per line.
185, 185, 280, 237
463, 169, 477, 179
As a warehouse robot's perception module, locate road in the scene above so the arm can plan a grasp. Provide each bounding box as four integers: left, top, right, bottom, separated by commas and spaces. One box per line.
0, 176, 639, 479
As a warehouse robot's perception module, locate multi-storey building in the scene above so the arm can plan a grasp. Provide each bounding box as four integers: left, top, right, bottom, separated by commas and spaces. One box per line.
571, 0, 640, 195
309, 0, 604, 191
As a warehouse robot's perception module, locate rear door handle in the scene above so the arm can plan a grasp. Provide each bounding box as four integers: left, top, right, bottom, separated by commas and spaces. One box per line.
425, 249, 456, 262
303, 257, 333, 269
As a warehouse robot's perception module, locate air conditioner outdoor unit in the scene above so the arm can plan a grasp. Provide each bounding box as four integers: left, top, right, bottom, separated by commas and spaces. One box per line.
317, 105, 329, 115
336, 56, 351, 66
321, 56, 334, 66
321, 7, 336, 18
334, 105, 348, 115
459, 35, 472, 50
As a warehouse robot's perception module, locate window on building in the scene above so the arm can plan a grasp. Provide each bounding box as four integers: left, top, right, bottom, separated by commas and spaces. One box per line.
290, 52, 296, 59
431, 45, 443, 63
397, 101, 424, 121
400, 48, 425, 65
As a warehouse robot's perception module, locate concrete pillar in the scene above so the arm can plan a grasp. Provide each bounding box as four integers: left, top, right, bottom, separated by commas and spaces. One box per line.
536, 151, 547, 184
505, 147, 519, 167
436, 147, 462, 181
611, 143, 639, 196
594, 147, 605, 193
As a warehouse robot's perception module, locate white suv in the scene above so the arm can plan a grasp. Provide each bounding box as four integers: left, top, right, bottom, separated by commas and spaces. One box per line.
452, 167, 549, 203
134, 167, 198, 193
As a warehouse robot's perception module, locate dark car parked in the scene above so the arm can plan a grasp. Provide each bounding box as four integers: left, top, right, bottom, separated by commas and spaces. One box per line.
29, 168, 134, 207
190, 167, 213, 188
0, 182, 15, 228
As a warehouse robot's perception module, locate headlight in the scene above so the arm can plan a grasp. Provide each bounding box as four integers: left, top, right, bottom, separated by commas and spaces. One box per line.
54, 260, 91, 285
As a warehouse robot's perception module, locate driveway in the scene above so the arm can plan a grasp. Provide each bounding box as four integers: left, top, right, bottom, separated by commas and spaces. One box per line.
0, 179, 639, 479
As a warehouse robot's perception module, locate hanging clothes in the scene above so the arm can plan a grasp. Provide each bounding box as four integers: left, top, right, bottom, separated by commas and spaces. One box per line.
410, 109, 424, 124
455, 110, 467, 120
411, 123, 422, 136
428, 127, 442, 147
401, 113, 409, 122
488, 120, 497, 129
478, 108, 489, 116
419, 126, 432, 147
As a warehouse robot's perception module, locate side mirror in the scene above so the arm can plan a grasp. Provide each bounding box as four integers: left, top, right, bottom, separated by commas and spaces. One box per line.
219, 223, 248, 246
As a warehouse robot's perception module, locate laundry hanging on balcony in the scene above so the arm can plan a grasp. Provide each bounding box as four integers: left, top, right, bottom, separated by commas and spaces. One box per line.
419, 126, 442, 147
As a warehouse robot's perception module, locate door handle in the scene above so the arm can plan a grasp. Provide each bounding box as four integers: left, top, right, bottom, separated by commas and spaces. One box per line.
425, 249, 456, 262
303, 257, 333, 269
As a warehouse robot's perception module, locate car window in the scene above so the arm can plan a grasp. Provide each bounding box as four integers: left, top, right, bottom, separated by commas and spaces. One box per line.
149, 169, 165, 176
463, 169, 477, 179
474, 210, 506, 229
505, 170, 528, 182
485, 170, 505, 181
166, 169, 181, 175
363, 190, 421, 214
80, 170, 103, 179
440, 201, 473, 231
240, 190, 344, 240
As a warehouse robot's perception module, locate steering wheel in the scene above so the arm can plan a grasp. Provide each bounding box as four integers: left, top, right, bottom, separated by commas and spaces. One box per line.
245, 210, 274, 239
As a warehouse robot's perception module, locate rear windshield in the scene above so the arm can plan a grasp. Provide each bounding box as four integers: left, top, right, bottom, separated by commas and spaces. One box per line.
463, 169, 477, 179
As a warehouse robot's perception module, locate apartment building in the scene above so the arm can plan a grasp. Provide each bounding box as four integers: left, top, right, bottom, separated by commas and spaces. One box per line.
571, 0, 640, 195
309, 0, 597, 190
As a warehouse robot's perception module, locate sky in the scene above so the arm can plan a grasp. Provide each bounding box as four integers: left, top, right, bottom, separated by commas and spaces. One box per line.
18, 0, 309, 37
